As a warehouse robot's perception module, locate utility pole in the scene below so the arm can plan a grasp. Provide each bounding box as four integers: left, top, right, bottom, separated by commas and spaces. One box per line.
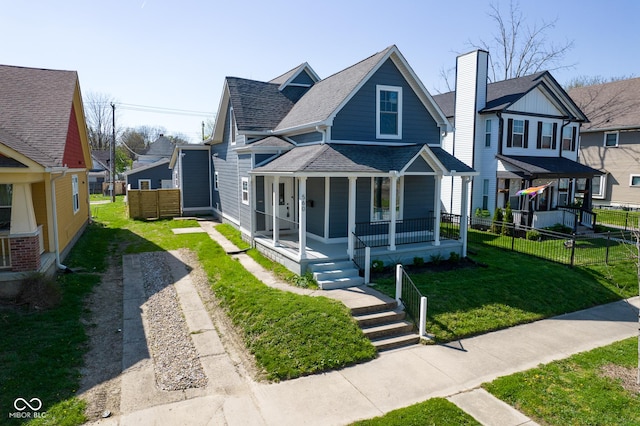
111, 102, 116, 203
202, 120, 205, 141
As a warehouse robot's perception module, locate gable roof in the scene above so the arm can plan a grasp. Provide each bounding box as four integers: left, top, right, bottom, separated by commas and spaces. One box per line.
123, 158, 170, 176
227, 77, 295, 132
145, 135, 178, 157
268, 62, 320, 90
568, 77, 640, 132
252, 143, 475, 176
0, 64, 81, 168
434, 71, 587, 122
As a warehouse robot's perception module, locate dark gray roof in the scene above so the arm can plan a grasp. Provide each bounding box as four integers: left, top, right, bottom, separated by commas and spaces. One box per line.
497, 154, 602, 178
249, 136, 294, 148
253, 143, 474, 175
145, 135, 176, 157
0, 64, 79, 167
275, 46, 394, 131
434, 72, 548, 118
227, 77, 294, 132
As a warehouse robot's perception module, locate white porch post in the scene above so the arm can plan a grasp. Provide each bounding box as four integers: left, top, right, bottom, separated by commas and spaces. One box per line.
433, 174, 442, 246
347, 176, 357, 259
324, 177, 330, 239
460, 176, 471, 257
273, 176, 279, 246
10, 183, 38, 234
298, 177, 307, 260
389, 172, 397, 251
249, 176, 255, 239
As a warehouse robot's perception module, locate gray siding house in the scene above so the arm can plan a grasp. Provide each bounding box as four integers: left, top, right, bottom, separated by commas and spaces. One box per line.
569, 77, 640, 208
204, 46, 476, 288
124, 158, 172, 190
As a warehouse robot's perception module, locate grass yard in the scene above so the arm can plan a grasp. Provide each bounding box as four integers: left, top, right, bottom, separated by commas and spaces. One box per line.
484, 337, 640, 425
595, 208, 640, 230
372, 243, 637, 342
350, 398, 480, 426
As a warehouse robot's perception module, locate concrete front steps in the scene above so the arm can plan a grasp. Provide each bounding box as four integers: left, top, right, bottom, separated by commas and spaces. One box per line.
351, 299, 420, 351
309, 261, 364, 290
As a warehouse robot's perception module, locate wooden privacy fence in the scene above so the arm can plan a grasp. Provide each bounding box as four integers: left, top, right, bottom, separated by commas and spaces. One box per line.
128, 189, 181, 219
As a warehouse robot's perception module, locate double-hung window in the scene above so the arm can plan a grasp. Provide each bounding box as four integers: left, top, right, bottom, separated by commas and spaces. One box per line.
512, 119, 525, 147
562, 126, 574, 151
0, 184, 12, 231
485, 119, 492, 147
241, 177, 249, 205
592, 175, 606, 199
376, 85, 402, 139
540, 123, 553, 149
72, 175, 80, 214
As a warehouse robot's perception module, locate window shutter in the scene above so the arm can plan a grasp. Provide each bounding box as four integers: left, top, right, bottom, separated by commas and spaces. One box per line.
536, 122, 542, 149
571, 127, 577, 151
507, 119, 513, 147
523, 120, 529, 148
552, 123, 558, 150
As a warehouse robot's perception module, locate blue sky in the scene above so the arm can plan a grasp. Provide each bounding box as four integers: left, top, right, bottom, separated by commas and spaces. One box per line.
2, 0, 637, 142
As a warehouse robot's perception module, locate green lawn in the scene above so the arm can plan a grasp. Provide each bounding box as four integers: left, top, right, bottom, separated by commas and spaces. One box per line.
595, 208, 640, 230
372, 244, 637, 342
485, 337, 640, 425
350, 398, 480, 426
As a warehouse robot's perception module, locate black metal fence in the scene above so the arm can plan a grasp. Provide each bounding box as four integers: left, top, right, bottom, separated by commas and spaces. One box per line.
467, 219, 637, 266
593, 207, 640, 232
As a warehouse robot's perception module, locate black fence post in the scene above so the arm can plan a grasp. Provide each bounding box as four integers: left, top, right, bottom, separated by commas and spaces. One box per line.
605, 231, 611, 265
624, 211, 629, 232
570, 233, 576, 267
511, 224, 515, 251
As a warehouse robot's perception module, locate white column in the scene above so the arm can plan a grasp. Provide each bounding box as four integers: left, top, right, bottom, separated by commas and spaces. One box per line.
460, 176, 471, 257
250, 176, 255, 239
347, 176, 357, 259
324, 177, 330, 239
433, 174, 442, 246
389, 172, 397, 251
10, 183, 37, 234
298, 177, 307, 260
273, 176, 279, 246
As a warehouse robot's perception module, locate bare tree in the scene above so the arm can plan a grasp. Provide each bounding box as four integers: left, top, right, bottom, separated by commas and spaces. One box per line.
438, 0, 574, 91
84, 92, 119, 151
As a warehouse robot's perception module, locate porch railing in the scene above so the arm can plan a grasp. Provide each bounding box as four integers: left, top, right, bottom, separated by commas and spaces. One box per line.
254, 210, 300, 239
355, 216, 438, 247
352, 232, 371, 284
395, 264, 427, 338
0, 234, 11, 269
558, 206, 597, 229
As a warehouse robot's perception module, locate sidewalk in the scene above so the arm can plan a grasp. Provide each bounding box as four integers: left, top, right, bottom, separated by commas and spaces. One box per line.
105, 220, 639, 425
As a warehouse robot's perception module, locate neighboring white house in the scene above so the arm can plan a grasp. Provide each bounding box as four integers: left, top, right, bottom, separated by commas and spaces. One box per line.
435, 50, 601, 229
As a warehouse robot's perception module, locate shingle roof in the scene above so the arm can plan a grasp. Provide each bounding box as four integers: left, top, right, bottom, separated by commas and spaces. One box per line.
0, 64, 78, 167
226, 77, 295, 132
433, 72, 547, 118
252, 143, 474, 175
568, 77, 640, 131
274, 46, 394, 131
497, 154, 602, 178
145, 135, 176, 157
268, 63, 307, 86
249, 136, 294, 148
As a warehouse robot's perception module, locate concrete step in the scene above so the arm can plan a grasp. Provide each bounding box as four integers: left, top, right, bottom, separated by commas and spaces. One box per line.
371, 333, 421, 351
313, 268, 360, 282
354, 309, 406, 327
350, 300, 398, 316
317, 276, 365, 290
308, 260, 355, 272
361, 320, 414, 340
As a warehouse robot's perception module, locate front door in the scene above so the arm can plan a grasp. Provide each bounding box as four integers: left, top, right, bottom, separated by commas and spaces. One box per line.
277, 178, 294, 230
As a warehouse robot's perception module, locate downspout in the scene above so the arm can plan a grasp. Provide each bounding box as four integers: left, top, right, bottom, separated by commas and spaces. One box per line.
497, 111, 504, 156
50, 168, 69, 271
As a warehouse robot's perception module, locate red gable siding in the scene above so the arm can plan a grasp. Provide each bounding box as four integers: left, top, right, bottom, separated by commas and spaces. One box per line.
62, 104, 86, 168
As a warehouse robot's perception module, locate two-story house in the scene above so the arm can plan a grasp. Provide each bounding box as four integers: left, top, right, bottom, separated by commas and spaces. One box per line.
569, 77, 640, 209
174, 46, 477, 288
435, 50, 600, 230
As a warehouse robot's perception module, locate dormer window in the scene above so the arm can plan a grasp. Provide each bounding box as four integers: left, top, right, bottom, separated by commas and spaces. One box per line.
376, 85, 402, 139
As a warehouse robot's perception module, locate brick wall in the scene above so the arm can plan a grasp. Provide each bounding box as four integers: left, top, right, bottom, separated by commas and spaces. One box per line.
10, 235, 41, 272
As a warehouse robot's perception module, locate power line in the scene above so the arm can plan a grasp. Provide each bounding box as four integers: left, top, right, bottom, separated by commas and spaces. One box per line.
84, 100, 215, 118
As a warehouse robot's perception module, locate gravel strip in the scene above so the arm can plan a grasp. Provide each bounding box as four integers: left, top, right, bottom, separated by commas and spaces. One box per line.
140, 252, 208, 391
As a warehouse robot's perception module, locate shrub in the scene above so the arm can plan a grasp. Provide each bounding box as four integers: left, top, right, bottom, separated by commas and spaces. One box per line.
448, 251, 460, 263
526, 230, 541, 241
413, 256, 424, 266
490, 208, 503, 233
475, 208, 490, 218
371, 259, 385, 273
545, 223, 572, 234
430, 253, 443, 265
501, 202, 514, 236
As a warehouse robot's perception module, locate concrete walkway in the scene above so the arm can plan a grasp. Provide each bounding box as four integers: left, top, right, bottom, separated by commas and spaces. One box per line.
98, 220, 639, 425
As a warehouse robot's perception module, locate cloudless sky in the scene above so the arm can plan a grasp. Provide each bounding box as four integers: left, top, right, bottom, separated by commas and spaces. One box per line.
1, 0, 637, 142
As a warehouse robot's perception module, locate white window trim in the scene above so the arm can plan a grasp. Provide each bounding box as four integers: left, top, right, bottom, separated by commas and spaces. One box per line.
630, 174, 640, 187
72, 174, 80, 214
138, 179, 151, 190
376, 85, 402, 140
512, 119, 525, 147
370, 176, 404, 222
541, 122, 553, 149
214, 171, 219, 191
241, 177, 249, 205
592, 174, 606, 199
562, 126, 573, 151
604, 131, 619, 147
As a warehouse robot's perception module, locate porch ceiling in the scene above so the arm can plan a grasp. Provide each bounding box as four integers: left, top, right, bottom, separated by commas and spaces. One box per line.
496, 154, 603, 179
